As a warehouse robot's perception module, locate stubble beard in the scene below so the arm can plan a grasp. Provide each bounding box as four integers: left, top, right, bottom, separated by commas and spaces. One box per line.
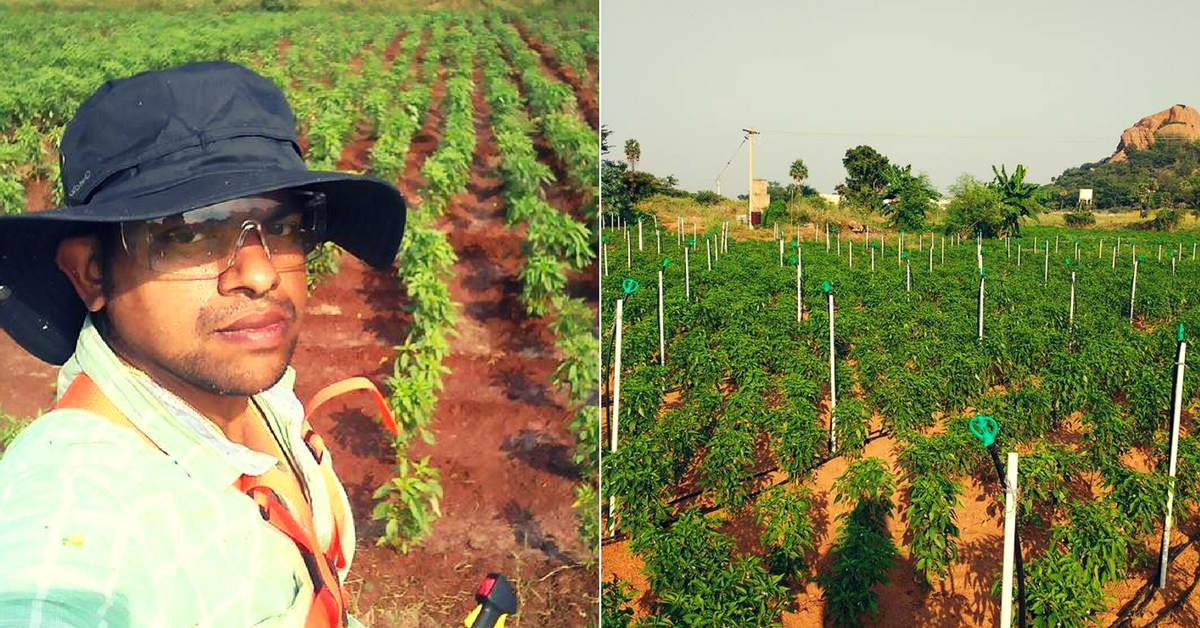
100, 299, 301, 398
171, 334, 298, 397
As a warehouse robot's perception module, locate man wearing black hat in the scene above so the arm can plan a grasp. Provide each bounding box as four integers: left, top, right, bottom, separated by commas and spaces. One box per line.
0, 61, 405, 627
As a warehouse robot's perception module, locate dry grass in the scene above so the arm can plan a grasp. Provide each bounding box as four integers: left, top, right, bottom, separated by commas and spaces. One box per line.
1037, 208, 1200, 232
628, 195, 896, 245
625, 195, 1200, 242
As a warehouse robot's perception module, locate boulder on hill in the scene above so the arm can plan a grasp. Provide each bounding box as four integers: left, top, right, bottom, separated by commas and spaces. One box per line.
1109, 104, 1200, 162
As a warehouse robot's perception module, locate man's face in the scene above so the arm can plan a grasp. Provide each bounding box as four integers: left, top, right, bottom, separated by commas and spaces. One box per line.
98, 193, 311, 397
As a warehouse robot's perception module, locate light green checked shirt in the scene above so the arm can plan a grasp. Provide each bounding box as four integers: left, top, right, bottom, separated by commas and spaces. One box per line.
0, 317, 363, 628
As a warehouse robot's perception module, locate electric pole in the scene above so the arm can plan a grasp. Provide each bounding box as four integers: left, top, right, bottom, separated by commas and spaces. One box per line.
743, 127, 758, 228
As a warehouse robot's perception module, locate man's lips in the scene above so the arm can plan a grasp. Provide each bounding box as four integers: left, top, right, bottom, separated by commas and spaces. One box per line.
217, 309, 289, 333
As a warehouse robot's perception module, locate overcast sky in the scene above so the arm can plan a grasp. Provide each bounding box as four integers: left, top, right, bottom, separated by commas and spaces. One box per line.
600, 0, 1200, 198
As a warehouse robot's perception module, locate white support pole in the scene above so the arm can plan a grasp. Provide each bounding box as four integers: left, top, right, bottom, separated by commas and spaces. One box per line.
1017, 243, 1022, 266
684, 246, 691, 300
1158, 337, 1188, 589
941, 236, 945, 264
656, 229, 661, 255
849, 240, 853, 268
796, 256, 803, 323
1043, 245, 1049, 285
978, 272, 985, 340
706, 238, 712, 271
1069, 271, 1076, 329
906, 258, 912, 292
638, 219, 643, 251
1001, 452, 1019, 628
608, 298, 625, 534
828, 287, 837, 453
1130, 258, 1139, 323
1112, 245, 1117, 269
657, 268, 665, 366
603, 243, 609, 276
779, 238, 784, 266
871, 247, 875, 271
626, 231, 632, 269
929, 240, 934, 272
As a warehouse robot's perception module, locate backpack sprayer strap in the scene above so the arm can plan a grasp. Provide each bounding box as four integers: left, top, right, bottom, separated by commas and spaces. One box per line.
52, 372, 379, 628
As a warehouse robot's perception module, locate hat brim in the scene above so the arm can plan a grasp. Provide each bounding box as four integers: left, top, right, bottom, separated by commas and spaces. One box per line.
0, 168, 406, 365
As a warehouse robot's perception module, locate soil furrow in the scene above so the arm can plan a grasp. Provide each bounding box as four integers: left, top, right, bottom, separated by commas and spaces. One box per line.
510, 21, 598, 132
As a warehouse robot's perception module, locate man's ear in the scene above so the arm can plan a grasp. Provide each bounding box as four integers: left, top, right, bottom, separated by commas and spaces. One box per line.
56, 235, 107, 313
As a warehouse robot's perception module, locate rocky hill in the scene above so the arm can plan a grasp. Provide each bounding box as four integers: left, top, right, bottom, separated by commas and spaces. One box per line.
1108, 104, 1200, 162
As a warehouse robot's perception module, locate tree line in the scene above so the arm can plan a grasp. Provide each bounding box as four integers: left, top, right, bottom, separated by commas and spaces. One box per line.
601, 127, 1198, 235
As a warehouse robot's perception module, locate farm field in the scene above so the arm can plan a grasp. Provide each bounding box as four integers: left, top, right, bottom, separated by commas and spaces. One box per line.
601, 220, 1200, 627
0, 8, 599, 627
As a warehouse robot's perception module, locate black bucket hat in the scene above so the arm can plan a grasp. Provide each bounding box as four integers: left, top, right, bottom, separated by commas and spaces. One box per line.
0, 60, 406, 365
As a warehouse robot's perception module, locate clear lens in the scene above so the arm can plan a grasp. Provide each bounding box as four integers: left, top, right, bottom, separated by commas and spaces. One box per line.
120, 191, 327, 278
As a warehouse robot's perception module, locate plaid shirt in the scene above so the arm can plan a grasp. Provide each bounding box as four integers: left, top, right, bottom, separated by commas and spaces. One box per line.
0, 317, 361, 627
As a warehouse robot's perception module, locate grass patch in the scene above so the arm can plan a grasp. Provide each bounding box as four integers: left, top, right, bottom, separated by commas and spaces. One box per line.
0, 409, 32, 459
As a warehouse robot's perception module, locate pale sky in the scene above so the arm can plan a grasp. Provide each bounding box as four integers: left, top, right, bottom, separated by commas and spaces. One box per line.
600, 0, 1200, 197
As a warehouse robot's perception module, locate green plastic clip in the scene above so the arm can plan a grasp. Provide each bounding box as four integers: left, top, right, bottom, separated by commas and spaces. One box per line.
1179, 323, 1186, 343
661, 258, 669, 269
1138, 254, 1145, 262
1065, 257, 1071, 266
621, 278, 639, 295
969, 415, 999, 448
689, 237, 695, 246
822, 280, 831, 294
789, 255, 797, 265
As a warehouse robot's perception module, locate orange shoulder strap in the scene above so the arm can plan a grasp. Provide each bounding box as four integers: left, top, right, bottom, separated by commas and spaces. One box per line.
304, 376, 397, 437
55, 374, 159, 451
54, 373, 353, 628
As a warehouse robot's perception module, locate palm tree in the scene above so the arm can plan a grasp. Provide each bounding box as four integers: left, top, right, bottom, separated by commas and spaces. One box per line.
990, 164, 1040, 236
624, 139, 641, 172
788, 158, 809, 203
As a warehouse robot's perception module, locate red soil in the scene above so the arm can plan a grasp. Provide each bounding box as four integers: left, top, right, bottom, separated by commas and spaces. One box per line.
602, 426, 1200, 627
1, 27, 599, 627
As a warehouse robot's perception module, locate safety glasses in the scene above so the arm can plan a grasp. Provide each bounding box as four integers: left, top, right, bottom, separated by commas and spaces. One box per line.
119, 191, 328, 279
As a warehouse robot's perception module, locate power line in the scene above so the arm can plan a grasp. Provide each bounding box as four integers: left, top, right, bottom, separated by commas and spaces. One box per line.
713, 136, 747, 188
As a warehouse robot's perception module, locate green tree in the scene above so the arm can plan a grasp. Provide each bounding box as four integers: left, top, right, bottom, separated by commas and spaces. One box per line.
624, 138, 641, 172
835, 145, 891, 212
880, 164, 940, 232
989, 164, 1040, 237
943, 173, 1007, 237
789, 158, 809, 203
